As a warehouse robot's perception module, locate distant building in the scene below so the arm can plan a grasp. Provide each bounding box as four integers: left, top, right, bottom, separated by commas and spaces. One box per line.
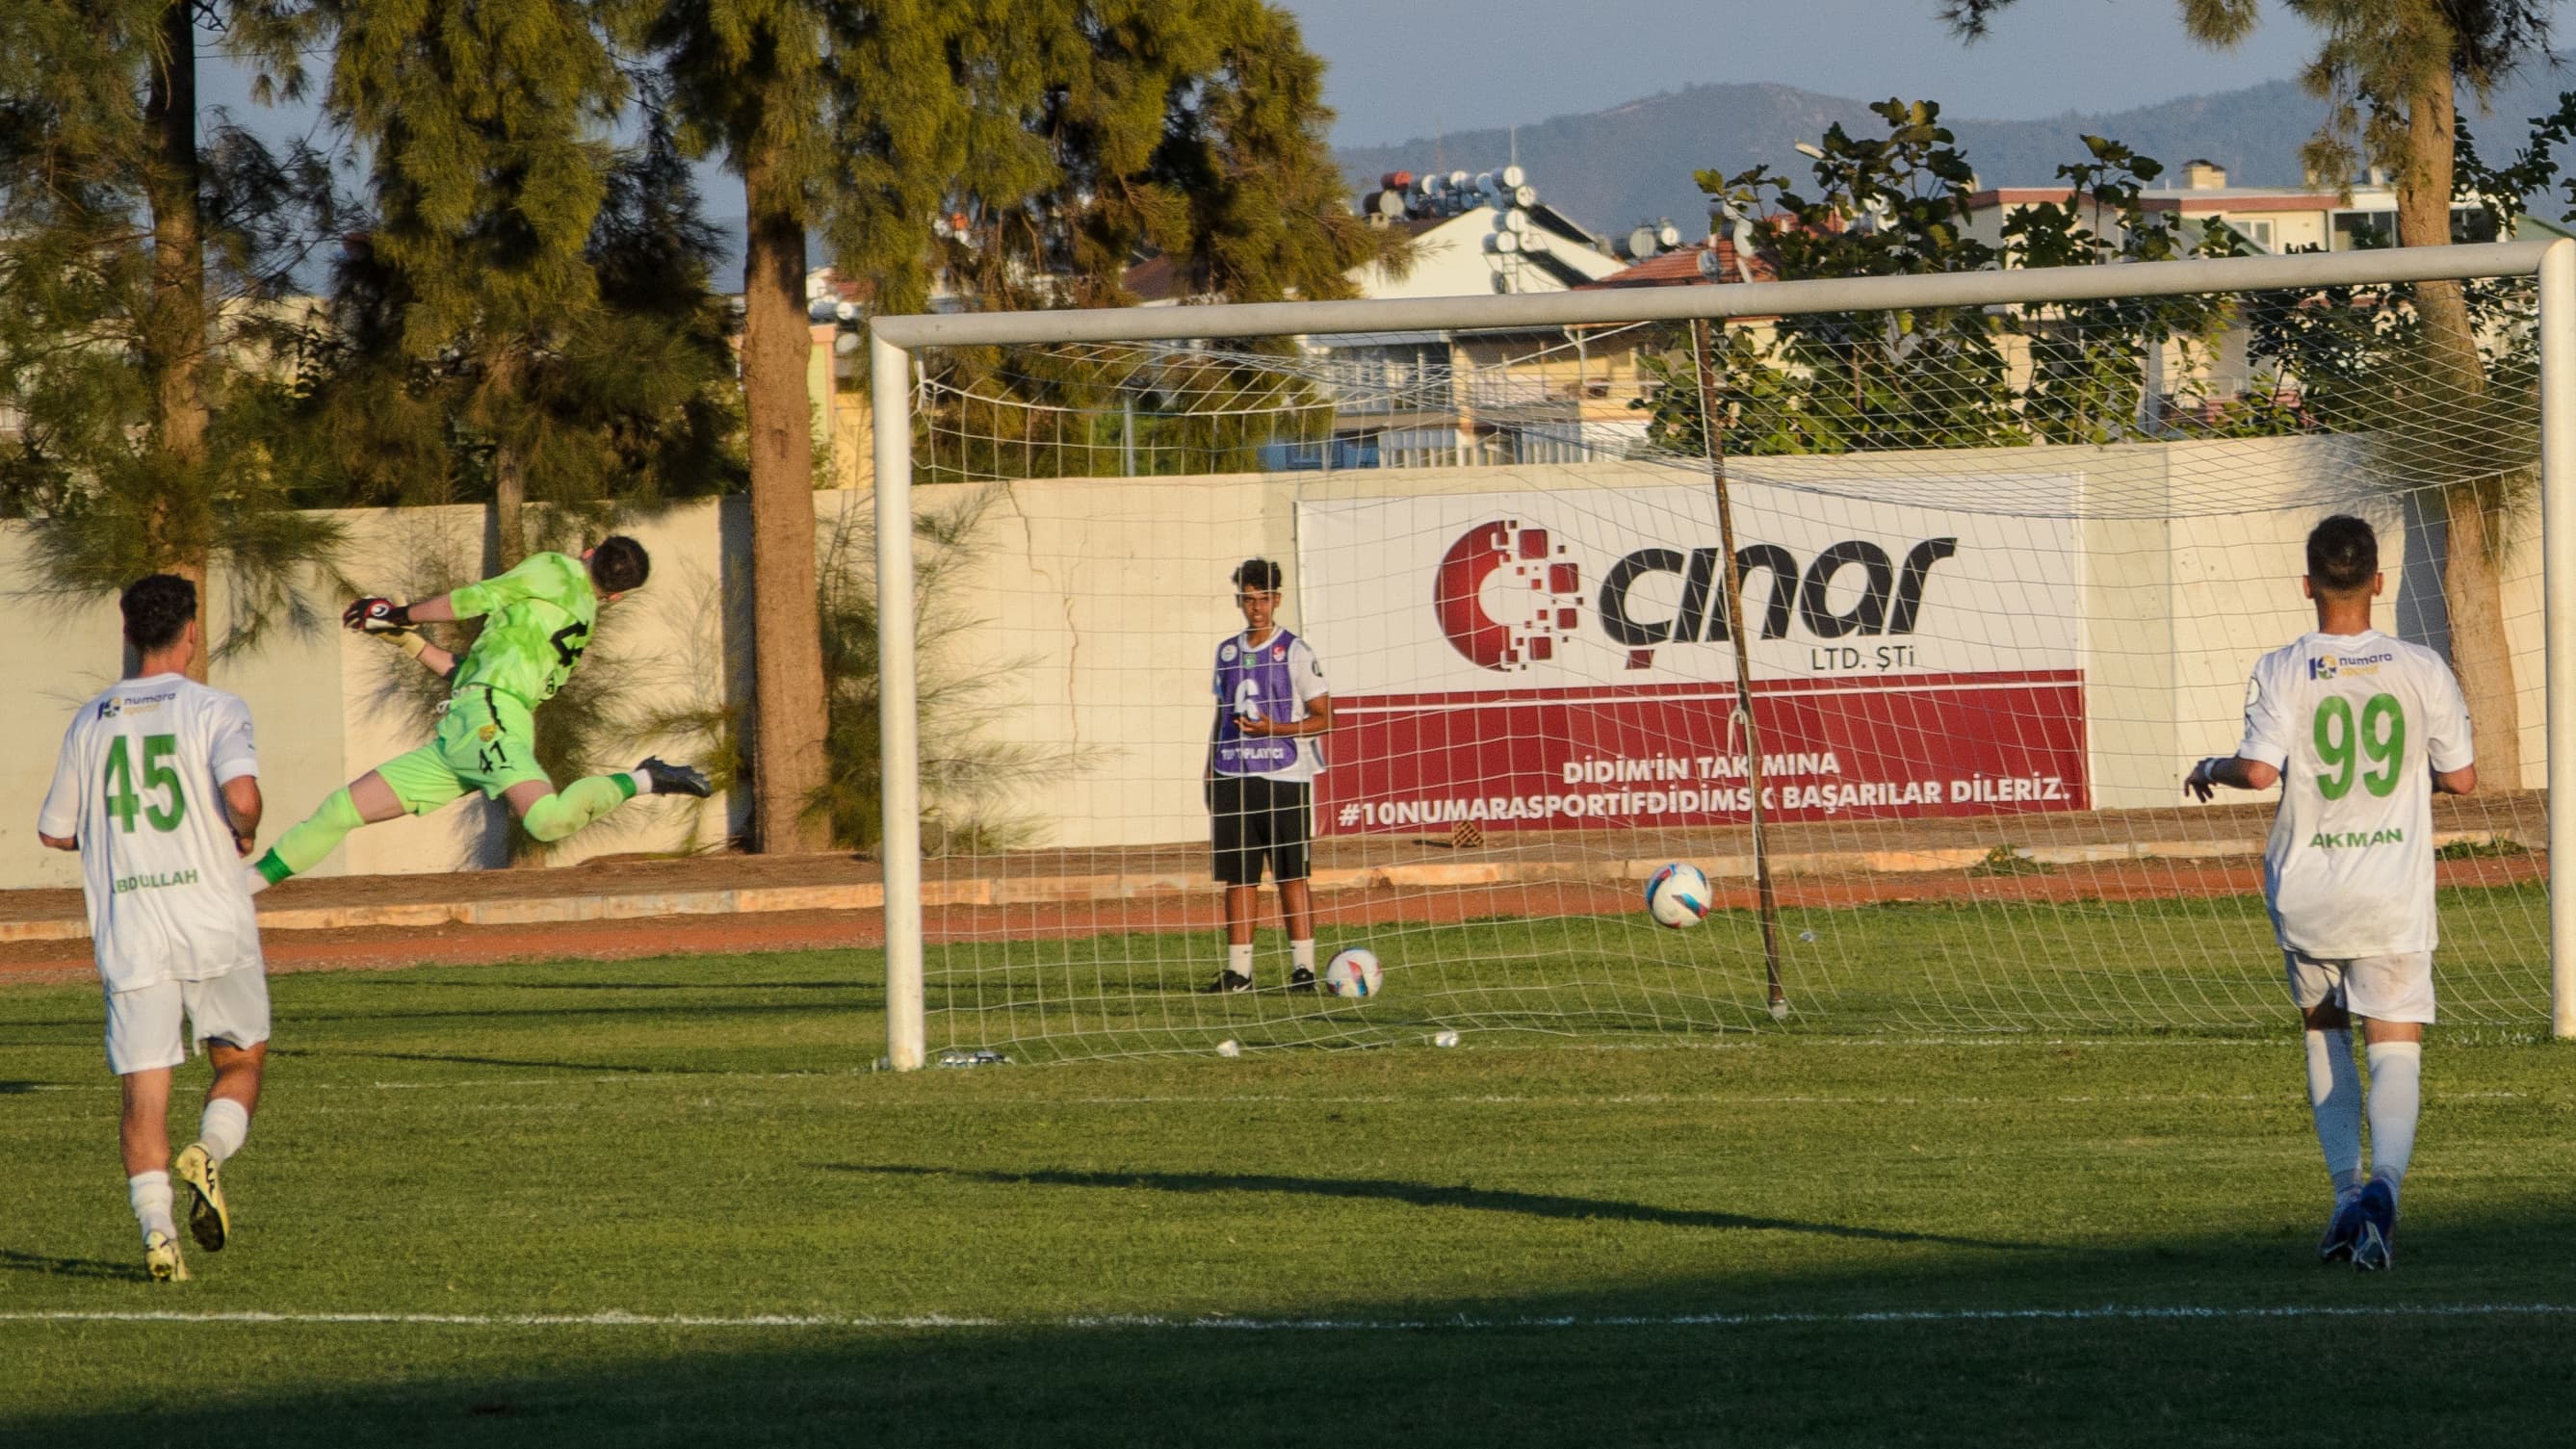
1964, 158, 2504, 256
1342, 168, 1629, 298
1304, 167, 1641, 466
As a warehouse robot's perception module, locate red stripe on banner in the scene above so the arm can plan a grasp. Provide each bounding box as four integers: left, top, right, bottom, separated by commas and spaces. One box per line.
1318, 677, 2089, 835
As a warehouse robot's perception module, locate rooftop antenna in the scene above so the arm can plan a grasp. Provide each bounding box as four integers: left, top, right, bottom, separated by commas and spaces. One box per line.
1434, 122, 1444, 175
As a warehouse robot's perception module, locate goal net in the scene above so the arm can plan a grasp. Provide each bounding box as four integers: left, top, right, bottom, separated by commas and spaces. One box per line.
866, 244, 2573, 1065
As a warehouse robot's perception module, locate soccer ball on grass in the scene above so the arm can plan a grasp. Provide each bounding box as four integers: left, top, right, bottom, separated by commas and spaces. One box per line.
1322, 947, 1383, 997
1644, 863, 1712, 929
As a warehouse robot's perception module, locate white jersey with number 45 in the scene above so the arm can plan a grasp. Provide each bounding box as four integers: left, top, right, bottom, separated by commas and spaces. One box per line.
2236, 629, 2473, 958
39, 674, 266, 992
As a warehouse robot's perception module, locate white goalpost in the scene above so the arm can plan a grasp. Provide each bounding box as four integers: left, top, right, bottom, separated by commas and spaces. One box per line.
871, 238, 2576, 1069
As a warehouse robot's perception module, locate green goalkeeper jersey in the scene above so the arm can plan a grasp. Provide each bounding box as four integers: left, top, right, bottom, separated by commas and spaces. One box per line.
447, 552, 598, 706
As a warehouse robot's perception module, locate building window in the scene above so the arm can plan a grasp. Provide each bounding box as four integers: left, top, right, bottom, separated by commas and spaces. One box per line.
2331, 206, 2497, 250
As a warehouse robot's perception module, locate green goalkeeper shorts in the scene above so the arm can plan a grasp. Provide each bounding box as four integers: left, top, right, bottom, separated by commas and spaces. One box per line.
376, 686, 553, 815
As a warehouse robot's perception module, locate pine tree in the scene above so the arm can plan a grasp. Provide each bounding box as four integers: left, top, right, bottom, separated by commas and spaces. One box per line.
314, 0, 629, 566
1946, 0, 2557, 792
0, 2, 342, 672
637, 0, 1394, 853
271, 58, 742, 524
634, 0, 836, 855
828, 0, 1399, 315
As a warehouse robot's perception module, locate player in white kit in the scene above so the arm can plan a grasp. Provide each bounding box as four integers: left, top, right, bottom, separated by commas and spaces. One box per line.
38, 576, 273, 1282
2185, 516, 2473, 1272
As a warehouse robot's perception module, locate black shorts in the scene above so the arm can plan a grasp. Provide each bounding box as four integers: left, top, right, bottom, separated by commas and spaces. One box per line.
1210, 775, 1312, 886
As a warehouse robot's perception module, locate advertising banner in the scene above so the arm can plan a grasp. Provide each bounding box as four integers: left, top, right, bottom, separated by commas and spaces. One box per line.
1296, 484, 2088, 833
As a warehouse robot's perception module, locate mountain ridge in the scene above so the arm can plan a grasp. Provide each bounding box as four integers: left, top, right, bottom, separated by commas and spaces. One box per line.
1334, 74, 2573, 243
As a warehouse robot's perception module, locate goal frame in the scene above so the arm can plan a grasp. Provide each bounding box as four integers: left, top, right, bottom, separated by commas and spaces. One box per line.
869, 238, 2576, 1067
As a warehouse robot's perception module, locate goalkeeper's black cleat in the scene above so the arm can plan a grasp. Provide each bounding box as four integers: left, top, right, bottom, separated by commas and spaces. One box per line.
637, 758, 713, 798
1287, 967, 1317, 994
1200, 970, 1254, 994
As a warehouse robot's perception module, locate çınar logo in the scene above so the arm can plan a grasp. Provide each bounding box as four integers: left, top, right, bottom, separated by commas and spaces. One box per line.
1435, 520, 1582, 670
1601, 536, 1958, 667
1438, 518, 1963, 671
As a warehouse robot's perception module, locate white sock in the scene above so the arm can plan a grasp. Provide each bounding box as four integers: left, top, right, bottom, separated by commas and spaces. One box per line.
129, 1171, 176, 1243
627, 768, 656, 795
1292, 940, 1316, 974
1228, 943, 1254, 979
2305, 1027, 2365, 1198
198, 1098, 249, 1163
2365, 1039, 2423, 1194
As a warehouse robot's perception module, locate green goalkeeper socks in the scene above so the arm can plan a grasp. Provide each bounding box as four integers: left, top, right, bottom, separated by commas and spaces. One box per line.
519, 774, 637, 844
255, 787, 366, 886
255, 772, 639, 877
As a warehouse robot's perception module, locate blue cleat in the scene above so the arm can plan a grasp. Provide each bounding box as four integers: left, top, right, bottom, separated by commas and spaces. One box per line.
2317, 1192, 2365, 1264
2350, 1177, 2399, 1272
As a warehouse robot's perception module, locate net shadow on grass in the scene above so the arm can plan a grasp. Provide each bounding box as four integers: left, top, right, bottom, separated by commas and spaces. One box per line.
829, 1163, 2055, 1252
8, 1207, 2576, 1449
500, 981, 871, 995
269, 1046, 738, 1076
344, 978, 875, 996
277, 1000, 852, 1025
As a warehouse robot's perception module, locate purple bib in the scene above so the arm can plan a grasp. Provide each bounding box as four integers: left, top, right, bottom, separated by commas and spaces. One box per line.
1213, 631, 1303, 776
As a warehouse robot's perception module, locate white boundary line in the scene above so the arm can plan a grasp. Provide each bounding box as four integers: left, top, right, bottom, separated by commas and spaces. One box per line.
4, 1303, 2571, 1332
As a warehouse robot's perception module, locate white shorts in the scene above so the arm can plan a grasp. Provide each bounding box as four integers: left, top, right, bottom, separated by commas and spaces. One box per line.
2282, 949, 2435, 1025
103, 970, 271, 1076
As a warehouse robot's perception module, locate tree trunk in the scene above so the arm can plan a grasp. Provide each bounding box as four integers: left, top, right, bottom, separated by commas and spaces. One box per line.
2443, 493, 2521, 783
2399, 78, 2522, 787
143, 0, 211, 682
480, 349, 530, 568
492, 447, 527, 569
741, 141, 833, 853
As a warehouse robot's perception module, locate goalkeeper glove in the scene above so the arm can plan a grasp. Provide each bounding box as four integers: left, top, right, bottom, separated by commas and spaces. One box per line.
344, 597, 413, 634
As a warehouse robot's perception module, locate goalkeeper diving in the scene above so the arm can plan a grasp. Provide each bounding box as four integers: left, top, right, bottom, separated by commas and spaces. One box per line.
247, 538, 709, 893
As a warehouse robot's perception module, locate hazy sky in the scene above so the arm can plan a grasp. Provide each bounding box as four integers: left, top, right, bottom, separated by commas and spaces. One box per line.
1288, 0, 2331, 142
200, 1, 2571, 223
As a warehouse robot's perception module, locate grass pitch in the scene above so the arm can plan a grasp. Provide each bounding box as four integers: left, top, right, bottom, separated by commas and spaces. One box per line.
1, 903, 2571, 1446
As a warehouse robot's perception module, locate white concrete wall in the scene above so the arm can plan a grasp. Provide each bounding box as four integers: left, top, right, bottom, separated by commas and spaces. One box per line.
4, 438, 2544, 884
924, 440, 2545, 845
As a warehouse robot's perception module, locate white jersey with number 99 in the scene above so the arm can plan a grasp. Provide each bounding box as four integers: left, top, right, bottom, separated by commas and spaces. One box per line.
2236, 629, 2473, 958
39, 674, 266, 992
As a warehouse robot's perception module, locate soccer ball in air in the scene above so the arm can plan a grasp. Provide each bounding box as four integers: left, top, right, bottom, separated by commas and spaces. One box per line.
1323, 947, 1383, 998
1645, 863, 1712, 929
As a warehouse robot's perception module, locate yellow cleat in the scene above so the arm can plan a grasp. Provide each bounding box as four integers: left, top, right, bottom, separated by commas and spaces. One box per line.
174, 1143, 229, 1253
144, 1230, 190, 1282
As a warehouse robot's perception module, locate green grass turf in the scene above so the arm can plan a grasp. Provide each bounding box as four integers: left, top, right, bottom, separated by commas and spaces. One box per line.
1, 906, 2570, 1446
933, 881, 2558, 1058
